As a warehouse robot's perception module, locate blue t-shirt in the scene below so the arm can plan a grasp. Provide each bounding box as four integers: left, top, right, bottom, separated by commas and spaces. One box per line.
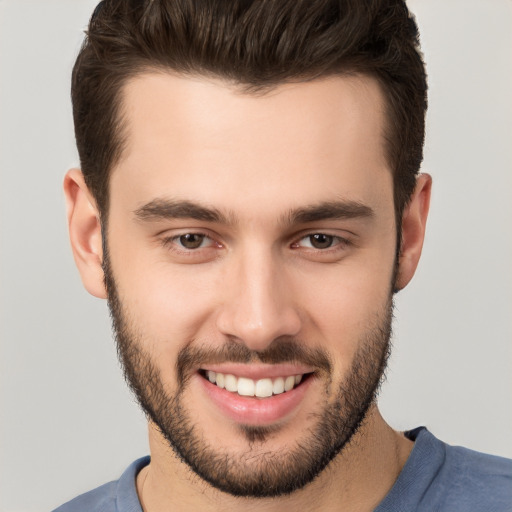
53, 428, 512, 512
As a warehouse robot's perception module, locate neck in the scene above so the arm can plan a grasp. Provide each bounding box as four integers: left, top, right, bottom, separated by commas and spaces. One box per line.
137, 406, 413, 512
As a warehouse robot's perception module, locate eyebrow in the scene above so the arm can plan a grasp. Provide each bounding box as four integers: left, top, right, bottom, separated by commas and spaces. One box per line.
285, 200, 374, 225
134, 198, 374, 225
134, 199, 232, 223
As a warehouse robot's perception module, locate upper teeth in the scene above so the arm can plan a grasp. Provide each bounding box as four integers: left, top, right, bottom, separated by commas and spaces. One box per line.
206, 371, 303, 398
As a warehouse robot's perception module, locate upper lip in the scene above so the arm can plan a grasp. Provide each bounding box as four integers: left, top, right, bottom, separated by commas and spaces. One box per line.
199, 363, 315, 380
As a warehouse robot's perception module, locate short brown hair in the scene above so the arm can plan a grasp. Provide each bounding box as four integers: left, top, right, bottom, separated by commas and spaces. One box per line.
72, 0, 427, 224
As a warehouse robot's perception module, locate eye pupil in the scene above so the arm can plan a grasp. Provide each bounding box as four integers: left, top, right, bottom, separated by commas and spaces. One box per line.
180, 234, 204, 249
310, 233, 333, 249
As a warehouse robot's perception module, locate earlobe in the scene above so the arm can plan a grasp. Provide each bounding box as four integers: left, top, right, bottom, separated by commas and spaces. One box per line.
64, 168, 107, 299
395, 173, 432, 291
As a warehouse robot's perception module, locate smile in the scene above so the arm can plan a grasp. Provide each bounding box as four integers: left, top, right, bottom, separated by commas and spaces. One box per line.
197, 364, 316, 425
202, 370, 305, 398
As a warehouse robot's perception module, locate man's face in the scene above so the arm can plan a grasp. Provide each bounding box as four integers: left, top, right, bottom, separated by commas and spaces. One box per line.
104, 74, 398, 496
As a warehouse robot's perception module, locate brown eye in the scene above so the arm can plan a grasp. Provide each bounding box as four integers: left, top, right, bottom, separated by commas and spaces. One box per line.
179, 233, 205, 249
309, 234, 334, 249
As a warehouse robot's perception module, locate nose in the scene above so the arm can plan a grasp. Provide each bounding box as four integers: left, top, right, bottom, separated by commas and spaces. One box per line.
215, 248, 302, 352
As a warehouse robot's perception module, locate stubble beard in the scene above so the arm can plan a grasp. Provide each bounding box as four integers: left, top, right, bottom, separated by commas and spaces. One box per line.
103, 252, 393, 498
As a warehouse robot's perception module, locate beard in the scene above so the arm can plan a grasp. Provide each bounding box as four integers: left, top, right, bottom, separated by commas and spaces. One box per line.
103, 252, 393, 498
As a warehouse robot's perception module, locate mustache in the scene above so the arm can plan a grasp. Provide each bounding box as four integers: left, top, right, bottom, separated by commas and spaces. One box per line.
176, 337, 332, 385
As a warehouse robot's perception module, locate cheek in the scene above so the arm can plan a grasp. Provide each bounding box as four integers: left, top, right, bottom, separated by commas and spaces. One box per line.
110, 244, 224, 358
295, 256, 394, 367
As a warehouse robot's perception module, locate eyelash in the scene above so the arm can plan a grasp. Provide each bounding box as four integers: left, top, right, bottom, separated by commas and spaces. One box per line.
291, 233, 352, 251
160, 232, 352, 255
161, 233, 218, 254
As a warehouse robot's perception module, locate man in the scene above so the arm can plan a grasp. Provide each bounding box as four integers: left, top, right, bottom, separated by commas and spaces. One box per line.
55, 0, 512, 510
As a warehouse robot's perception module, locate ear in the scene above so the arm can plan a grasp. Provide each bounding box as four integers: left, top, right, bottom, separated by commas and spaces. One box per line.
64, 168, 107, 299
395, 173, 432, 291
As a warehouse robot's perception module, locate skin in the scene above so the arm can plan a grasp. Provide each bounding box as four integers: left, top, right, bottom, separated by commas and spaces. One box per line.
64, 73, 431, 511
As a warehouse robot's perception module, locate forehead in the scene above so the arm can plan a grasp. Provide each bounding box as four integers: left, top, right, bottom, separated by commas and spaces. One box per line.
110, 72, 392, 219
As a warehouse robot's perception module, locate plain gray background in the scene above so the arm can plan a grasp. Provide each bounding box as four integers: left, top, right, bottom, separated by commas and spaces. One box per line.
1, 1, 511, 511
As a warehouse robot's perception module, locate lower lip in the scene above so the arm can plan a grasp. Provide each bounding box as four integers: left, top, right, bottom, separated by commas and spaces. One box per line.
197, 373, 314, 426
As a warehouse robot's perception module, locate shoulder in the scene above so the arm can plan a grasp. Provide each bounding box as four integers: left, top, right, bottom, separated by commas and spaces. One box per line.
52, 481, 117, 512
377, 428, 512, 512
52, 456, 150, 512
439, 441, 512, 510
